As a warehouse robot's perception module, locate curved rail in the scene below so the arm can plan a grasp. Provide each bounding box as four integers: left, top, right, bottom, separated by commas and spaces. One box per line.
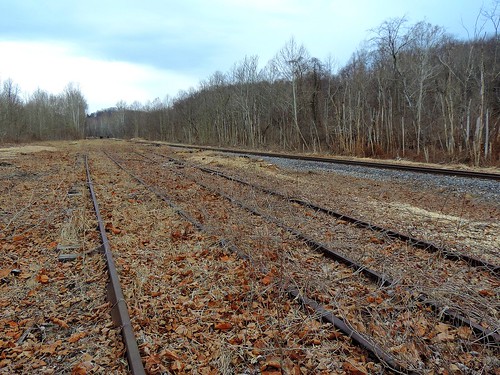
145, 151, 499, 345
105, 151, 415, 374
153, 152, 499, 276
85, 155, 145, 375
156, 142, 500, 181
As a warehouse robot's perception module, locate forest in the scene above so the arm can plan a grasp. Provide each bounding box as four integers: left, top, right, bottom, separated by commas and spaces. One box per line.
0, 82, 87, 141
1, 16, 499, 165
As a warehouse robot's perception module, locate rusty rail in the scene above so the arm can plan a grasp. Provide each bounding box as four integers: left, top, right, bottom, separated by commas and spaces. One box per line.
192, 163, 499, 276
105, 151, 414, 374
150, 151, 499, 275
146, 152, 499, 345
85, 155, 146, 375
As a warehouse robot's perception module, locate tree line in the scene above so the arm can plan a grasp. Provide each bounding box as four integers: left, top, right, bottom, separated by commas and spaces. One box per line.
88, 14, 499, 165
0, 81, 87, 142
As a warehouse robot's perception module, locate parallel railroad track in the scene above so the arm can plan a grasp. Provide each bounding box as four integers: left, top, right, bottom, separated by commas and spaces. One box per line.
105, 151, 418, 374
106, 149, 499, 373
154, 152, 499, 276
138, 151, 500, 344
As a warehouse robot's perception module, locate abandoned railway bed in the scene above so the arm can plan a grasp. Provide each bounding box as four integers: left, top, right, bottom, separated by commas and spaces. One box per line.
106, 144, 498, 373
135, 152, 499, 338
1, 140, 499, 374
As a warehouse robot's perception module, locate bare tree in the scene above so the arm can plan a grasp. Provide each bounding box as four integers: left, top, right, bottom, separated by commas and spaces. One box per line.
273, 37, 310, 148
63, 83, 87, 136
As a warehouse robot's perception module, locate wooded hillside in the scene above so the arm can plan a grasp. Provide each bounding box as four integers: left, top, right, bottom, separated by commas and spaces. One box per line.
87, 18, 500, 165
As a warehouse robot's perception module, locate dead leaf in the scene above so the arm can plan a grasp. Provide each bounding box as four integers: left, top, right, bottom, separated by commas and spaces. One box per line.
369, 237, 384, 244
40, 340, 62, 355
71, 366, 87, 375
145, 354, 161, 368
51, 317, 69, 329
214, 322, 232, 331
68, 332, 87, 343
479, 289, 494, 297
72, 361, 93, 375
0, 269, 11, 278
6, 320, 18, 328
38, 274, 50, 284
456, 326, 471, 339
12, 235, 25, 241
449, 364, 461, 373
436, 331, 455, 341
366, 296, 376, 303
342, 362, 367, 375
171, 360, 185, 371
261, 275, 273, 285
435, 323, 449, 334
390, 342, 420, 363
160, 349, 181, 361
105, 222, 121, 234
32, 360, 47, 369
261, 356, 282, 371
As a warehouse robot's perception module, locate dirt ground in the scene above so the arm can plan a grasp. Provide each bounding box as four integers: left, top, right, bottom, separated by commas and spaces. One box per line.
1, 140, 498, 374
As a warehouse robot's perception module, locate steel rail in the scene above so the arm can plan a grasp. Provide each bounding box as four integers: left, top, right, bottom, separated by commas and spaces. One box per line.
153, 142, 500, 181
152, 151, 499, 276
105, 151, 414, 374
189, 162, 499, 276
143, 152, 499, 345
186, 166, 500, 345
84, 155, 146, 375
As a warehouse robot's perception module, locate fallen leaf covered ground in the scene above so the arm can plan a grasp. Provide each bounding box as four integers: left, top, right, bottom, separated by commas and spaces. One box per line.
1, 140, 498, 374
0, 147, 127, 374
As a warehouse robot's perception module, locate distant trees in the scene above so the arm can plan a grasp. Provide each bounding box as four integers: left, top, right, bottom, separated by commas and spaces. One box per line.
85, 14, 499, 165
0, 81, 87, 142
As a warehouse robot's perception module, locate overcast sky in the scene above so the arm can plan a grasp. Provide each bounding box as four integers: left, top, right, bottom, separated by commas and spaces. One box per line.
0, 0, 497, 113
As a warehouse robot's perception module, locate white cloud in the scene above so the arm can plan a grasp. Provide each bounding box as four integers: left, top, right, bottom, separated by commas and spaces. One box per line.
0, 40, 198, 112
0, 1, 493, 113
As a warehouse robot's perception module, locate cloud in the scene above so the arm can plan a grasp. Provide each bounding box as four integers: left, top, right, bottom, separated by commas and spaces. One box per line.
0, 41, 198, 112
0, 0, 495, 113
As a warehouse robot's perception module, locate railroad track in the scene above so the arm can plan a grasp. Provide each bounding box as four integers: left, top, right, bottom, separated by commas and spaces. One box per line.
105, 149, 499, 373
154, 152, 498, 275
104, 151, 412, 374
85, 155, 145, 375
142, 141, 500, 181
138, 151, 500, 343
1, 151, 135, 373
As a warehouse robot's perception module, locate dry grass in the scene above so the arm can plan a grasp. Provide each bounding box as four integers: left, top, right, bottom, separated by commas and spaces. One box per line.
136, 145, 499, 373
3, 140, 497, 374
0, 145, 57, 159
90, 147, 383, 374
0, 147, 127, 374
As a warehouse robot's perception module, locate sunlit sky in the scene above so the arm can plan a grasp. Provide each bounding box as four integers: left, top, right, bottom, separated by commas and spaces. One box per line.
0, 0, 497, 113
